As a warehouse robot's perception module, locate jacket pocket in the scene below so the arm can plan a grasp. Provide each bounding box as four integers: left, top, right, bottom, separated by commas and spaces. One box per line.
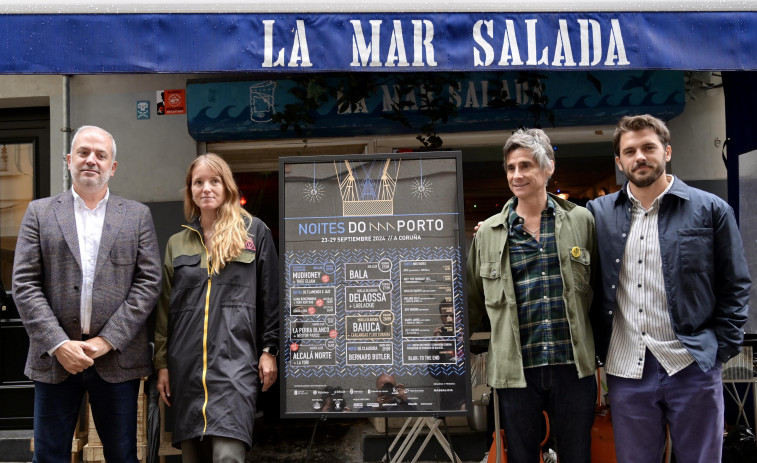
479, 261, 506, 308
30, 350, 53, 371
679, 228, 714, 273
217, 250, 255, 288
569, 247, 591, 289
218, 302, 254, 360
174, 254, 201, 267
115, 341, 151, 370
172, 254, 206, 289
110, 241, 137, 265
232, 250, 255, 264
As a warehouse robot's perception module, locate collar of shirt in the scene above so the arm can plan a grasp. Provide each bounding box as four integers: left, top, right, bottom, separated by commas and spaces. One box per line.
506, 196, 556, 232
71, 187, 110, 211
626, 175, 675, 211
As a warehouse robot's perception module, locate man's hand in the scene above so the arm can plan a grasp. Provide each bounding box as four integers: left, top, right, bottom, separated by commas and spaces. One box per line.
53, 341, 95, 374
157, 368, 172, 406
259, 352, 278, 392
82, 336, 113, 360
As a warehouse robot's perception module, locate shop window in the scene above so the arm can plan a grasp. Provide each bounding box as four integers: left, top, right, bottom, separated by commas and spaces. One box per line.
0, 141, 35, 289
0, 106, 49, 429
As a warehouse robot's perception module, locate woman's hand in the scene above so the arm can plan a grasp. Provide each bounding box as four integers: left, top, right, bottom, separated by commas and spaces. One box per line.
259, 353, 278, 392
157, 368, 172, 406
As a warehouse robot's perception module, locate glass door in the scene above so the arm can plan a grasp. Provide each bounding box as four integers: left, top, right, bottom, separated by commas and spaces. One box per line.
0, 141, 35, 429
0, 106, 49, 429
0, 141, 35, 288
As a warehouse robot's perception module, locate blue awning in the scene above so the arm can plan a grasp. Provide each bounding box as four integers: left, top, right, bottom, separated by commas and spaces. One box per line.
1, 11, 756, 74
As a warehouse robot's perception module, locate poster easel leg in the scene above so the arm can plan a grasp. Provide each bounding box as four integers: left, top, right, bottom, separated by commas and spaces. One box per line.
304, 416, 325, 463
440, 417, 461, 463
382, 416, 424, 462
381, 416, 462, 463
384, 417, 391, 463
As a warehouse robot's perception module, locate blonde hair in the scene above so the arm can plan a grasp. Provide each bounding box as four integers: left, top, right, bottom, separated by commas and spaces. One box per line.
184, 153, 252, 273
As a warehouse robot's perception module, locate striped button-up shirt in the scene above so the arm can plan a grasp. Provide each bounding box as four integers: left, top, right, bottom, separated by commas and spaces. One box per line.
606, 176, 695, 378
507, 199, 573, 369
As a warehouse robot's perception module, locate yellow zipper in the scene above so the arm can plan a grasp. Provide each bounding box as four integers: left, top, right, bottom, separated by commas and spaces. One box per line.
201, 272, 211, 435
183, 225, 212, 437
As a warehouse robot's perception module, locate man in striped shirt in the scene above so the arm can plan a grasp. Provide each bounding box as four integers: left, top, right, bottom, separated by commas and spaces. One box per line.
467, 129, 597, 462
587, 114, 751, 463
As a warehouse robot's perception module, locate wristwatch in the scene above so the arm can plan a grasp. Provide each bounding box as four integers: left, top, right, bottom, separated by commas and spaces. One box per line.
263, 346, 279, 357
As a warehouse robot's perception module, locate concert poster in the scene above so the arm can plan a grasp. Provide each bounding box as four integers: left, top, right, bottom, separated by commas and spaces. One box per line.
279, 152, 470, 417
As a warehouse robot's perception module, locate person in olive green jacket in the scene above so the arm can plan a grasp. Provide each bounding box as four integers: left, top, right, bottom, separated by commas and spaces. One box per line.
466, 128, 597, 463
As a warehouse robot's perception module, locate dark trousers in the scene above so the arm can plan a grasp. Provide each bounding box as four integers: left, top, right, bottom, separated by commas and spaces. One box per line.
32, 369, 140, 463
607, 352, 724, 463
496, 364, 596, 463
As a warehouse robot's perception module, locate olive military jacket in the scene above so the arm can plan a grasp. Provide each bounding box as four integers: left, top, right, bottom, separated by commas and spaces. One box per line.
466, 194, 597, 388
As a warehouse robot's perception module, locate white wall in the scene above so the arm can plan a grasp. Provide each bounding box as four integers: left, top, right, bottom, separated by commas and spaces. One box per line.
0, 73, 201, 202
68, 74, 200, 203
668, 81, 728, 181
0, 75, 67, 192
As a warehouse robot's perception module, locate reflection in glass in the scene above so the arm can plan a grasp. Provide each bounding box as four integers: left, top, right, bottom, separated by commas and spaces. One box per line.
0, 142, 34, 289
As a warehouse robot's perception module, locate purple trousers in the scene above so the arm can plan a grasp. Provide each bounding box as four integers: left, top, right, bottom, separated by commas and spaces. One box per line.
607, 351, 724, 463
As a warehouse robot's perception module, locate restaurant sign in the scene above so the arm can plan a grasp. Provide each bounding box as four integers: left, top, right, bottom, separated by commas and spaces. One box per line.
0, 12, 755, 73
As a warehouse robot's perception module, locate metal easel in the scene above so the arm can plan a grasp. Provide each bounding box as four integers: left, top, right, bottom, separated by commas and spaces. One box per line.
381, 415, 463, 463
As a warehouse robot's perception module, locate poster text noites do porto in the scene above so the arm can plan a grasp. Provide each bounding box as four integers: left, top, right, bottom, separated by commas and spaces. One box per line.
280, 152, 470, 417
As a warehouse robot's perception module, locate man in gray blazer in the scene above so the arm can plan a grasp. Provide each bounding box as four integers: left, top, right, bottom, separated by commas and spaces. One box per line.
12, 125, 161, 463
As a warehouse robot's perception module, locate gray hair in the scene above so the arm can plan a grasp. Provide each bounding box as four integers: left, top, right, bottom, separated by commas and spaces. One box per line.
70, 125, 117, 159
502, 128, 554, 172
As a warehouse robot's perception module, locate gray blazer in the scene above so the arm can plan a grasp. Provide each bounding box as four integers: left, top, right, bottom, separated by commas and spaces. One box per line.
12, 191, 162, 384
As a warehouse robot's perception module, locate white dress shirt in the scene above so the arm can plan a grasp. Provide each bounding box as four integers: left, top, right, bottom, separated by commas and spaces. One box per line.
606, 176, 695, 378
71, 187, 109, 335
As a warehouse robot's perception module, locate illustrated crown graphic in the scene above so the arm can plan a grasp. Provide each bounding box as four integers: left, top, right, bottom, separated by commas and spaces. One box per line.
335, 159, 400, 216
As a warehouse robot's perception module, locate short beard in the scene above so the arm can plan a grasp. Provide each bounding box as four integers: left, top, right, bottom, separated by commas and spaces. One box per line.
627, 163, 664, 188
71, 169, 109, 190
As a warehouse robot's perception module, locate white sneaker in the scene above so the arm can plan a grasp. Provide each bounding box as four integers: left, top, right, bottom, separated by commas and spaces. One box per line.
542, 448, 557, 463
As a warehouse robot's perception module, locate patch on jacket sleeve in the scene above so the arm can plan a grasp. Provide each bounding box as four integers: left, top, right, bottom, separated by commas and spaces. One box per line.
245, 235, 256, 251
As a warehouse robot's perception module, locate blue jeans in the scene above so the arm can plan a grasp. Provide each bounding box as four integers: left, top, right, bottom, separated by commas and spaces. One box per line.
607, 351, 724, 463
496, 365, 596, 463
32, 369, 140, 463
